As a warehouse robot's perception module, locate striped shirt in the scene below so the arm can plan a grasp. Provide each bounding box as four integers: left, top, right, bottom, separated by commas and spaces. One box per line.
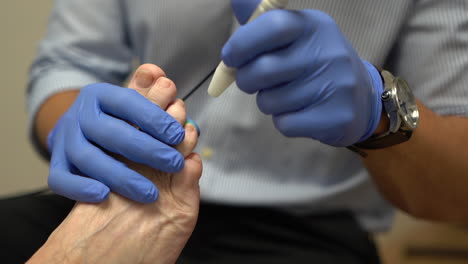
28, 0, 468, 231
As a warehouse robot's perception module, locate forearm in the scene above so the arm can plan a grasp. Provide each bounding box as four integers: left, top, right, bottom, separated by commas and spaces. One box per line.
364, 100, 468, 222
34, 89, 80, 150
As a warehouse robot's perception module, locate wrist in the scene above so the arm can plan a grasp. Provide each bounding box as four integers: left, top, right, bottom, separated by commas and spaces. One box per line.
35, 89, 80, 152
373, 110, 390, 135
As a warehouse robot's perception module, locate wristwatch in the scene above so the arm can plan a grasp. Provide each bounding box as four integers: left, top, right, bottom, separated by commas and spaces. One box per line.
348, 69, 419, 156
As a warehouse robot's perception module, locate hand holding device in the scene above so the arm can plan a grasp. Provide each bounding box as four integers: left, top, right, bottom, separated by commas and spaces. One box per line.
207, 0, 289, 97
223, 2, 384, 146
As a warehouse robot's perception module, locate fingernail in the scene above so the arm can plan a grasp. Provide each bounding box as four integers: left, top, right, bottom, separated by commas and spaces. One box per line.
135, 69, 154, 88
156, 77, 172, 89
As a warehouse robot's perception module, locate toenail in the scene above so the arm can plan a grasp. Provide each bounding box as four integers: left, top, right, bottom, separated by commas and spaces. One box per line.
185, 117, 200, 136
185, 123, 195, 132
136, 69, 154, 88
156, 77, 172, 89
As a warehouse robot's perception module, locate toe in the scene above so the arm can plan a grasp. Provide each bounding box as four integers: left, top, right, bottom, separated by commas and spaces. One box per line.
128, 64, 166, 97
166, 99, 187, 125
176, 123, 198, 158
146, 77, 177, 110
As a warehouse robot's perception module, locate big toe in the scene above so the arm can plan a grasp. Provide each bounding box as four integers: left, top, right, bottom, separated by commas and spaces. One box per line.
128, 64, 177, 110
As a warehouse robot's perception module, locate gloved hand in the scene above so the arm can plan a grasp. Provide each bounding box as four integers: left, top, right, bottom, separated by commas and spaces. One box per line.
48, 83, 185, 203
225, 0, 384, 146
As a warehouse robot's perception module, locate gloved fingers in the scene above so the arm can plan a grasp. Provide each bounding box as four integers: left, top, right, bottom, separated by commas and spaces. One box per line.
49, 167, 111, 203
231, 0, 262, 25
236, 45, 308, 94
94, 84, 184, 145
49, 134, 110, 203
272, 102, 358, 146
80, 112, 184, 173
272, 105, 328, 138
222, 9, 304, 68
65, 130, 159, 203
255, 73, 331, 115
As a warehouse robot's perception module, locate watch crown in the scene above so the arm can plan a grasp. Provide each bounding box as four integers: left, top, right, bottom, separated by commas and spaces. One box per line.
381, 91, 391, 101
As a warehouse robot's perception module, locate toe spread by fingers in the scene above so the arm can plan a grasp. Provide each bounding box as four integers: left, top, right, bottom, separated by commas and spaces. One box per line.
176, 123, 198, 158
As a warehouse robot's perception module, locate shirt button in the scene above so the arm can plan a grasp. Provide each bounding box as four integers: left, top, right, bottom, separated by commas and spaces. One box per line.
201, 147, 214, 160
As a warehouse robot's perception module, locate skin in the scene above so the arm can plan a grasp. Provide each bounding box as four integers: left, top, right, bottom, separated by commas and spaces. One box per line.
363, 101, 468, 223
28, 64, 202, 264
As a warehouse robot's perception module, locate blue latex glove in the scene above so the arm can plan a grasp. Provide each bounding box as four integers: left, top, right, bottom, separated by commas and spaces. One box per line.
225, 1, 384, 146
48, 83, 185, 203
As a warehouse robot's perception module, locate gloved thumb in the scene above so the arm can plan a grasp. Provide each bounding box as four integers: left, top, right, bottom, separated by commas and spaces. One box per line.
231, 0, 262, 24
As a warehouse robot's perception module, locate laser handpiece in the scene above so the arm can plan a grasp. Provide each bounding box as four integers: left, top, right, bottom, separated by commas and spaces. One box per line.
207, 0, 289, 97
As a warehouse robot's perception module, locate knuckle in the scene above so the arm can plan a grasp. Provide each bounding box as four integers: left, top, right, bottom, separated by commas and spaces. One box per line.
268, 10, 294, 35
255, 56, 277, 78
69, 147, 94, 167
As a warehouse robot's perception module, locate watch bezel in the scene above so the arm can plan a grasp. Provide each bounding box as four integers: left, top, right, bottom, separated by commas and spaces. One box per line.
348, 69, 419, 155
395, 77, 419, 130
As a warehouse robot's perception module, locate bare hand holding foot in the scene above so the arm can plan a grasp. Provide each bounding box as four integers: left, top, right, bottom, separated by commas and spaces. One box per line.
28, 64, 202, 264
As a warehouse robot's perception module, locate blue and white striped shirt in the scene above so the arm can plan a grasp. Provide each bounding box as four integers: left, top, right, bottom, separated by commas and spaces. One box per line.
28, 0, 468, 231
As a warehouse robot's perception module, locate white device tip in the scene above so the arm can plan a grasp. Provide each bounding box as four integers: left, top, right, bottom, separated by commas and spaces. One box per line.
207, 62, 236, 97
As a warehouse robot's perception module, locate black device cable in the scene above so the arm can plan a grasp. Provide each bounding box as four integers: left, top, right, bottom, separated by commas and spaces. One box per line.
182, 67, 217, 101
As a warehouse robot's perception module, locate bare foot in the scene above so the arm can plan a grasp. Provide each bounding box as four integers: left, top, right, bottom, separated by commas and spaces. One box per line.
28, 64, 202, 264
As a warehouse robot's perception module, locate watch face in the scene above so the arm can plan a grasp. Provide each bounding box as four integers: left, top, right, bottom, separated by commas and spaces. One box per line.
395, 78, 419, 129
